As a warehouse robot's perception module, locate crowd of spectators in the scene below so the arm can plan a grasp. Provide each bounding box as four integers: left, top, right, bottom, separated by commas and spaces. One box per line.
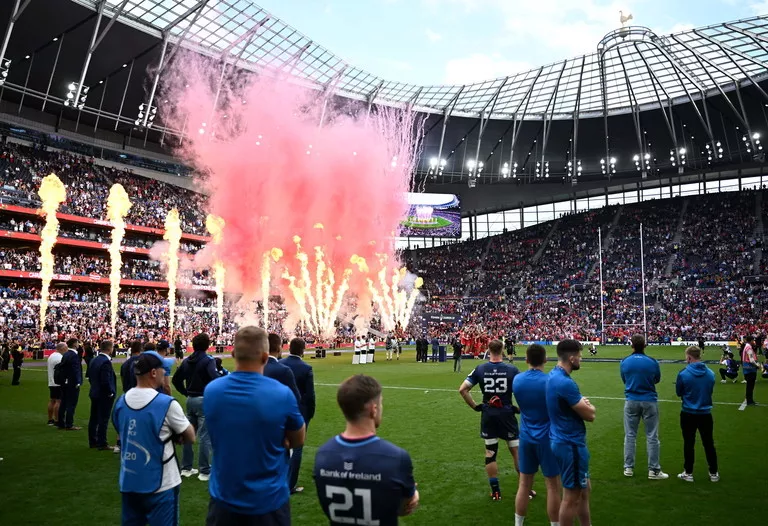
1, 143, 207, 235
3, 141, 768, 345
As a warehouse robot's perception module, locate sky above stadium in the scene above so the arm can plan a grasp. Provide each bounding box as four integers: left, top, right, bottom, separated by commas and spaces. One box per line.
255, 0, 765, 85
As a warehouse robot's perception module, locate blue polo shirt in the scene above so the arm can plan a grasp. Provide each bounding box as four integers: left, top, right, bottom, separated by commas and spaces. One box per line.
620, 353, 661, 401
512, 369, 550, 443
204, 371, 304, 515
546, 366, 586, 446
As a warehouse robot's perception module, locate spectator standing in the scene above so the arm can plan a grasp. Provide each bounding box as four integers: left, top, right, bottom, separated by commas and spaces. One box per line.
265, 333, 300, 402
172, 333, 219, 482
46, 343, 65, 425
675, 346, 719, 482
1, 343, 10, 371
87, 340, 117, 450
280, 337, 316, 494
58, 338, 83, 431
314, 375, 419, 525
741, 335, 759, 406
431, 336, 440, 362
620, 335, 667, 480
204, 326, 305, 526
113, 352, 195, 526
10, 342, 23, 385
174, 337, 184, 360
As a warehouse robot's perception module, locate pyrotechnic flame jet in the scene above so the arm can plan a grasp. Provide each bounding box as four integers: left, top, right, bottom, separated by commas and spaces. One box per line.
164, 209, 182, 338
205, 214, 226, 334
261, 247, 283, 329
37, 174, 67, 335
106, 184, 132, 336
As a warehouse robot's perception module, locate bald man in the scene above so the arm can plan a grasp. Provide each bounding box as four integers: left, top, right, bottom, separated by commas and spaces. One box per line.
204, 327, 305, 526
46, 343, 67, 426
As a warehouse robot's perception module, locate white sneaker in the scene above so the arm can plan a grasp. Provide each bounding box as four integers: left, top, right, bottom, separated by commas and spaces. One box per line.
677, 472, 694, 482
198, 473, 210, 482
648, 469, 669, 480
113, 445, 121, 454
624, 468, 634, 477
709, 472, 720, 482
181, 469, 199, 478
720, 380, 727, 384
741, 380, 747, 384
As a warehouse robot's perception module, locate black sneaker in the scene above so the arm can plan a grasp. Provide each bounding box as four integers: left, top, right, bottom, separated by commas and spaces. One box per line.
47, 420, 55, 426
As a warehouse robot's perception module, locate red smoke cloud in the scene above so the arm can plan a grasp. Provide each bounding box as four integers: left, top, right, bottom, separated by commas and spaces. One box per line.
160, 55, 421, 329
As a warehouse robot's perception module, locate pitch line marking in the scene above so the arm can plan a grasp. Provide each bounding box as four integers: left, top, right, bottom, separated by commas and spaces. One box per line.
315, 382, 754, 408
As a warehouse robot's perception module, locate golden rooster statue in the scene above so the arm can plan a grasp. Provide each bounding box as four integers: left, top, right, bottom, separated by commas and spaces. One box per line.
620, 10, 634, 27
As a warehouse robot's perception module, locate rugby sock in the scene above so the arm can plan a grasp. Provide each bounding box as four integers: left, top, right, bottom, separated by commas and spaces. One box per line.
551, 523, 560, 526
489, 477, 500, 493
514, 513, 525, 525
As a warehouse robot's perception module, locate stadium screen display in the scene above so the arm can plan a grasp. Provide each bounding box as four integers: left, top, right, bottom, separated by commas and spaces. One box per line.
399, 192, 462, 238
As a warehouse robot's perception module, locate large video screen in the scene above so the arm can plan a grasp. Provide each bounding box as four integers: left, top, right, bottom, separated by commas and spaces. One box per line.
399, 192, 462, 238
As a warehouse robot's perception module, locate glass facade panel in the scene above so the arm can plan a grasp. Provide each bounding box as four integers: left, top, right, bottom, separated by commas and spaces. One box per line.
742, 176, 761, 190
623, 191, 639, 204
641, 187, 661, 201
680, 182, 701, 196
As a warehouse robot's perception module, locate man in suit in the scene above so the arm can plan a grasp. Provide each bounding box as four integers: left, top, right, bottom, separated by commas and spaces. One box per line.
431, 336, 440, 362
88, 340, 117, 449
266, 333, 300, 403
58, 337, 83, 431
10, 342, 23, 385
280, 337, 316, 494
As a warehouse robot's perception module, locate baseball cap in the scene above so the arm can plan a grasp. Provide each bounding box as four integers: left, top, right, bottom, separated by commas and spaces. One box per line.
157, 340, 170, 351
135, 351, 164, 376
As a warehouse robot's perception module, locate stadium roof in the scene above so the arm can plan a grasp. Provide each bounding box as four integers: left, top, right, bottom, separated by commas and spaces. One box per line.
66, 1, 768, 120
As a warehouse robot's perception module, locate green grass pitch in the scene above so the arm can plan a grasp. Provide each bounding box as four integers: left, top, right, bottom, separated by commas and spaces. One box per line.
400, 216, 452, 229
0, 345, 766, 525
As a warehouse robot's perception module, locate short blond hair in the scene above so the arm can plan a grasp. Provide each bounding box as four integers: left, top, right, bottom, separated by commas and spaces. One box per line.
685, 346, 702, 360
234, 326, 268, 362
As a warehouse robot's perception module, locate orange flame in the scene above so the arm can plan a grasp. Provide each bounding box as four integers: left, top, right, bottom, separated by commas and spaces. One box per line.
37, 174, 66, 335
106, 184, 132, 336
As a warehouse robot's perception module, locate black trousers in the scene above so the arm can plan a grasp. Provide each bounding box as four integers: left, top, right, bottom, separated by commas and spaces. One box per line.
89, 395, 114, 447
719, 369, 738, 381
744, 372, 757, 404
58, 385, 80, 429
680, 411, 718, 475
206, 499, 290, 526
11, 365, 21, 385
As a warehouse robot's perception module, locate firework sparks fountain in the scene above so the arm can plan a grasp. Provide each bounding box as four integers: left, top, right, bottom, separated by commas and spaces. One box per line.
164, 209, 182, 338
205, 214, 226, 334
37, 174, 67, 335
106, 184, 132, 336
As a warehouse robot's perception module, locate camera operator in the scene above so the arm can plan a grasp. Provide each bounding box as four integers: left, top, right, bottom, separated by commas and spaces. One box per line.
719, 351, 739, 384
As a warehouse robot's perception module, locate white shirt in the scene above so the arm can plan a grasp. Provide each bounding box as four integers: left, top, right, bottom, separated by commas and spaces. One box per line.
354, 340, 361, 352
124, 388, 190, 493
368, 338, 375, 351
47, 352, 62, 387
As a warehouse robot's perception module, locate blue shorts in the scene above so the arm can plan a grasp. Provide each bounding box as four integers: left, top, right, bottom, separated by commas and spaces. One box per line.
551, 441, 590, 490
519, 437, 559, 478
480, 410, 519, 443
122, 486, 180, 526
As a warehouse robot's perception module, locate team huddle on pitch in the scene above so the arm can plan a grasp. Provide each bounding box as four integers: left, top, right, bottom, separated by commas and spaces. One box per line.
456, 336, 717, 526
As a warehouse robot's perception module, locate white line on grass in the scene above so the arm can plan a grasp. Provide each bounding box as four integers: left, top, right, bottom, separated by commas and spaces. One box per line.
315, 382, 754, 408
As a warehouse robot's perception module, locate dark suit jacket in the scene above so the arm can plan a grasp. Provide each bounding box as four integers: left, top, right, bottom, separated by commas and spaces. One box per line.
87, 353, 116, 399
264, 356, 301, 404
279, 355, 315, 421
61, 349, 83, 386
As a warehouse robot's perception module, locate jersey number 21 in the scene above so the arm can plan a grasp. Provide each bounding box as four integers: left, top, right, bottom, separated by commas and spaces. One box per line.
325, 485, 379, 525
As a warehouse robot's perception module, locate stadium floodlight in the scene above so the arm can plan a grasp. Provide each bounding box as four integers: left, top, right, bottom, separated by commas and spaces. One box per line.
544, 161, 550, 178
0, 58, 10, 85
466, 159, 476, 170
535, 161, 541, 178
501, 162, 509, 178
512, 161, 518, 178
754, 133, 761, 140
391, 156, 398, 168
64, 82, 87, 109
428, 157, 446, 178
634, 154, 641, 171
136, 103, 158, 128
600, 158, 606, 175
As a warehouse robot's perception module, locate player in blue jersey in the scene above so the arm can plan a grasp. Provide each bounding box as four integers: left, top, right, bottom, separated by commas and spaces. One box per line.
314, 374, 419, 526
546, 339, 596, 526
513, 344, 562, 526
459, 339, 522, 501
